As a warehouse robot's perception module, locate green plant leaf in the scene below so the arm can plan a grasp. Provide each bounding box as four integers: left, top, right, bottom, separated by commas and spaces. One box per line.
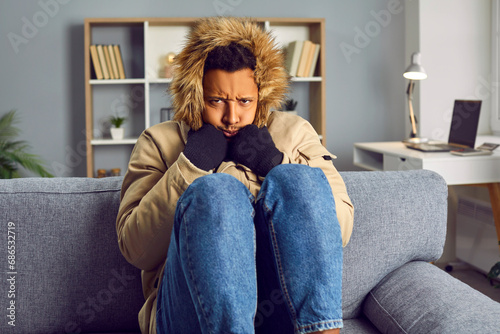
110, 115, 126, 128
0, 110, 21, 140
0, 110, 53, 178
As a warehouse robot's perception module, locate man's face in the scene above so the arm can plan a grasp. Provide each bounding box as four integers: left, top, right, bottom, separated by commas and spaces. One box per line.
202, 68, 258, 140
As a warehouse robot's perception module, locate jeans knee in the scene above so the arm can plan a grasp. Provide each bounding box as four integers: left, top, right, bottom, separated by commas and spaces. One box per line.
265, 164, 330, 196
178, 173, 253, 218
175, 174, 254, 243
268, 163, 320, 180
187, 173, 248, 199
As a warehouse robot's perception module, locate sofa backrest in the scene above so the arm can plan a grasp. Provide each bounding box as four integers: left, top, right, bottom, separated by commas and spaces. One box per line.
0, 176, 143, 334
341, 170, 448, 319
0, 169, 448, 332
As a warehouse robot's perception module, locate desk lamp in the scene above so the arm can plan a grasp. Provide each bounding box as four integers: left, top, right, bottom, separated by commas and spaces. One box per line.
403, 52, 428, 144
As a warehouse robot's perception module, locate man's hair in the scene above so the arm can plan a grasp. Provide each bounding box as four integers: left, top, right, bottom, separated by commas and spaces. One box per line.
204, 42, 256, 74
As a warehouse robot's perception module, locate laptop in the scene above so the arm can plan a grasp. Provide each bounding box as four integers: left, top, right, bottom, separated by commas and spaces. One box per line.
405, 100, 481, 152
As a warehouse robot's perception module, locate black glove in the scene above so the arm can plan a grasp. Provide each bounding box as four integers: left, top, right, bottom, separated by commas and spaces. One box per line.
183, 123, 228, 171
229, 125, 283, 177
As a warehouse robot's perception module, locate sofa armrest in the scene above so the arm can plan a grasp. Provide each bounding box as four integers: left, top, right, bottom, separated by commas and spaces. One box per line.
363, 261, 500, 333
340, 170, 448, 318
0, 176, 143, 333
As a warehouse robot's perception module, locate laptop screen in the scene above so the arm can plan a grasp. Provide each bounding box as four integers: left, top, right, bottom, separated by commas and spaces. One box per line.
448, 100, 481, 148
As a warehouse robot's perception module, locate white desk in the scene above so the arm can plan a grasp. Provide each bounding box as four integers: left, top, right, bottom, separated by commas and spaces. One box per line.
353, 135, 500, 252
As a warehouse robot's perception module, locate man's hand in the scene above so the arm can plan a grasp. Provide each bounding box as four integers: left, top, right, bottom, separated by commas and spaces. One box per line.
228, 125, 283, 177
183, 123, 228, 171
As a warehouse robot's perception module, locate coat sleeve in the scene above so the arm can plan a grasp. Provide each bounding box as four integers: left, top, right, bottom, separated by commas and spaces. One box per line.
272, 115, 354, 246
116, 126, 209, 271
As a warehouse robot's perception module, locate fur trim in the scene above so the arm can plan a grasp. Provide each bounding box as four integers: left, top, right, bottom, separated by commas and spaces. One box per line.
170, 17, 290, 130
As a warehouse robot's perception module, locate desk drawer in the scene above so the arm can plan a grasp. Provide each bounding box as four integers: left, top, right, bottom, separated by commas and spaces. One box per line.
383, 155, 422, 171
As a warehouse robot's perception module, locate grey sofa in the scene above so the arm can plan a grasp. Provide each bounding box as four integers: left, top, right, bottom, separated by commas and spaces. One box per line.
1, 169, 499, 334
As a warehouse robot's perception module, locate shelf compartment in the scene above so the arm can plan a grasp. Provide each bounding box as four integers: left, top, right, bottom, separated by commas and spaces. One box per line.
92, 145, 135, 178
353, 147, 384, 171
90, 23, 145, 79
267, 19, 324, 78
145, 22, 192, 80
149, 82, 173, 126
91, 84, 146, 140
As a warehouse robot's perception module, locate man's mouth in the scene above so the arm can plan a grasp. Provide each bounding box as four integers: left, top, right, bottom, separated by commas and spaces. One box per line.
221, 129, 238, 138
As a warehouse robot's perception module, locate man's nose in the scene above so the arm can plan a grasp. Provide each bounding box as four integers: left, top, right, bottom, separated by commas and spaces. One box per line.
223, 102, 238, 125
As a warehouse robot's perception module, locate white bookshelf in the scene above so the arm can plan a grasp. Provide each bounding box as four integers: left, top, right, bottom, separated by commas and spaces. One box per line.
84, 17, 326, 177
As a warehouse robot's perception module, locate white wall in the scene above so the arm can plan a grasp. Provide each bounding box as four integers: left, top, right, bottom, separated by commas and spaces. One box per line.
407, 0, 492, 141
405, 0, 494, 263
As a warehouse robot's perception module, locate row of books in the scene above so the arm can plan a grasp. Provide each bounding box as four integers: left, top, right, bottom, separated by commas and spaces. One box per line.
89, 44, 126, 80
284, 40, 321, 77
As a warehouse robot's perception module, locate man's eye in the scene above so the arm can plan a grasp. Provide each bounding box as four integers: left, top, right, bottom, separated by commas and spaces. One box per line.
240, 99, 251, 104
210, 99, 223, 104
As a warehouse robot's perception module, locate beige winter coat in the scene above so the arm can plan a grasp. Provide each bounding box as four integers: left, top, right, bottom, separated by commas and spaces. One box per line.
116, 111, 354, 334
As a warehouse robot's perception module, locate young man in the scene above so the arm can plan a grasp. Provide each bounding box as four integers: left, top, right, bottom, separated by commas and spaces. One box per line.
117, 17, 353, 334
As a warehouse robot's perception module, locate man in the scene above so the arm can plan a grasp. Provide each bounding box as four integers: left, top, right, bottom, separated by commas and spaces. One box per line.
117, 17, 353, 334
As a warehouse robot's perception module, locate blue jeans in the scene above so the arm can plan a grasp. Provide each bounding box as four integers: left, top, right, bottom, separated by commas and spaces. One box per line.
156, 164, 343, 334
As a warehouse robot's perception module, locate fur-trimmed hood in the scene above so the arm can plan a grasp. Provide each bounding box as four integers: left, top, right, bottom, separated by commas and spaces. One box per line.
170, 17, 290, 130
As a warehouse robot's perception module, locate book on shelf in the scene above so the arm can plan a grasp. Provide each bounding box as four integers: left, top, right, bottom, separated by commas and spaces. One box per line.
108, 45, 119, 79
89, 45, 103, 80
297, 40, 312, 77
103, 46, 115, 79
285, 40, 320, 78
307, 43, 321, 77
284, 40, 304, 77
113, 45, 126, 79
96, 45, 110, 79
90, 44, 126, 80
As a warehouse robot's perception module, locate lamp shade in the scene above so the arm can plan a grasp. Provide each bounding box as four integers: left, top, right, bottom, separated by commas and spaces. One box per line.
403, 52, 427, 80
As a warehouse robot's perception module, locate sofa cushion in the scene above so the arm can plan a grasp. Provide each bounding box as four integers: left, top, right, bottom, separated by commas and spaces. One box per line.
363, 261, 500, 333
340, 170, 448, 319
0, 177, 143, 334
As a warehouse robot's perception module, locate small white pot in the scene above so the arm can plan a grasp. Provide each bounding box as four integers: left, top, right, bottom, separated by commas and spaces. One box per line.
110, 127, 124, 140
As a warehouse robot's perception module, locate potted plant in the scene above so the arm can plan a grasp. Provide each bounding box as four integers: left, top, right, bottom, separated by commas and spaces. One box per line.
281, 98, 298, 115
0, 110, 53, 178
110, 115, 127, 140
